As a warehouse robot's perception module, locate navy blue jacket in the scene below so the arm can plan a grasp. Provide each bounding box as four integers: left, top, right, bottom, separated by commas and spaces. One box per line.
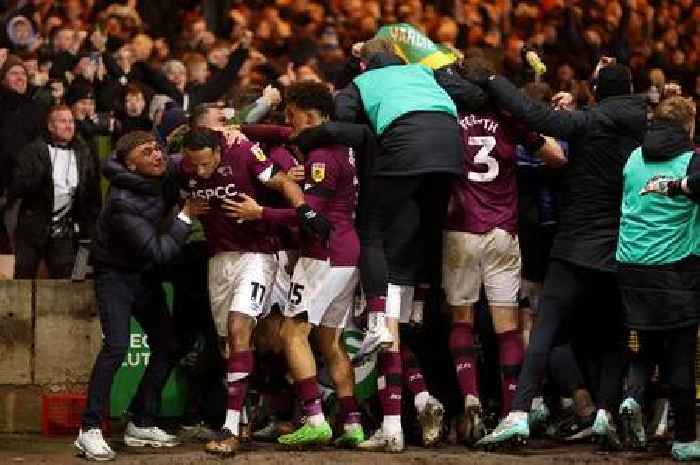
91, 155, 190, 272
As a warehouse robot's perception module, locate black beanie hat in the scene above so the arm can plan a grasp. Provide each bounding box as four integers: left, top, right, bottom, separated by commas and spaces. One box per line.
158, 104, 188, 139
595, 63, 632, 101
65, 81, 95, 106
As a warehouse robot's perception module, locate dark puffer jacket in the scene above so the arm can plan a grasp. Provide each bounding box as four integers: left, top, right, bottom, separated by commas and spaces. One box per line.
91, 156, 190, 272
484, 76, 647, 271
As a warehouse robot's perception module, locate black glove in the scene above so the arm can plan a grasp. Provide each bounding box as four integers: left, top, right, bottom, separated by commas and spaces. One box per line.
297, 204, 332, 243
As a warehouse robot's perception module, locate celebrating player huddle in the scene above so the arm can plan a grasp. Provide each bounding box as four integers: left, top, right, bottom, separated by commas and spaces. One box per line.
74, 30, 699, 463
168, 38, 571, 455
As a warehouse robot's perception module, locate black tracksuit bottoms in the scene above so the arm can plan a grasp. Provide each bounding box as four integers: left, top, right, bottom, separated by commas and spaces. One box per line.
512, 259, 628, 412
626, 325, 697, 442
358, 173, 454, 298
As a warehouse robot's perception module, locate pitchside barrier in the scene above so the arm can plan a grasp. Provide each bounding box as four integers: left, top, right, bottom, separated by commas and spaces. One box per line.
0, 279, 377, 433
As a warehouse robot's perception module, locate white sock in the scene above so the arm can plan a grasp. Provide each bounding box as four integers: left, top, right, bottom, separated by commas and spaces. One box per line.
344, 422, 360, 431
306, 412, 326, 427
224, 409, 240, 436
382, 415, 402, 435
531, 396, 545, 410
414, 391, 431, 413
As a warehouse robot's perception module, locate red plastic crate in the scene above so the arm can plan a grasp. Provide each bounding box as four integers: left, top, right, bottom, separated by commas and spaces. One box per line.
42, 392, 109, 437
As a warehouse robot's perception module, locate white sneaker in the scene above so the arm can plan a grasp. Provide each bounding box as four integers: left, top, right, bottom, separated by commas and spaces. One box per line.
418, 396, 444, 447
358, 427, 404, 453
74, 428, 116, 462
353, 313, 393, 364
124, 422, 179, 448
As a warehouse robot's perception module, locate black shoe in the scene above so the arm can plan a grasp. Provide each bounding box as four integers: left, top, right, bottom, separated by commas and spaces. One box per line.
545, 409, 594, 442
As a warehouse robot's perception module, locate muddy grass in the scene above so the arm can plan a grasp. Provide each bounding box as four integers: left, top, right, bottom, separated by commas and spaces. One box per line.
0, 435, 687, 465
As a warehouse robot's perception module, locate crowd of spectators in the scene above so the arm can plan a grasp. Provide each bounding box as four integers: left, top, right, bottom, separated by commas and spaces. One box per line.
0, 0, 698, 266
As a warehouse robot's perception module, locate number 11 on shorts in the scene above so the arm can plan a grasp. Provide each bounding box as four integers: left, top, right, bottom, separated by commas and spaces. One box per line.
251, 281, 266, 304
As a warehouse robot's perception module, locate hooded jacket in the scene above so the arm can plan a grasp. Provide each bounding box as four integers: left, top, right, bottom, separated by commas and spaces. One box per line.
91, 156, 190, 272
335, 53, 487, 176
484, 76, 647, 271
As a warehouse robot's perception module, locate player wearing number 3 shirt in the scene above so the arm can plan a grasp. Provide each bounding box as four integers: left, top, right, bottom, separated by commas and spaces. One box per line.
178, 127, 326, 456
443, 58, 565, 446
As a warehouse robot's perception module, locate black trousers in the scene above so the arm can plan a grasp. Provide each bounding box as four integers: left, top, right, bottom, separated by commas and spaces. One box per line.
626, 325, 697, 442
358, 173, 453, 297
167, 241, 226, 428
82, 267, 178, 428
512, 259, 627, 412
14, 234, 75, 279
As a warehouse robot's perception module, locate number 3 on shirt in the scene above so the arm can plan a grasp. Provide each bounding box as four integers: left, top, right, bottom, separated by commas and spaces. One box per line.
467, 136, 498, 183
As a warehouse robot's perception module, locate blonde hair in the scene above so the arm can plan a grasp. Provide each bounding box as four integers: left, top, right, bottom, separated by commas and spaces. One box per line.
359, 38, 396, 62
649, 68, 665, 90
655, 96, 696, 133
162, 59, 186, 77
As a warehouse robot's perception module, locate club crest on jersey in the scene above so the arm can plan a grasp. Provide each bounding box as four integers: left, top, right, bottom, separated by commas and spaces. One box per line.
311, 162, 325, 182
188, 178, 198, 188
251, 143, 266, 162
217, 165, 233, 177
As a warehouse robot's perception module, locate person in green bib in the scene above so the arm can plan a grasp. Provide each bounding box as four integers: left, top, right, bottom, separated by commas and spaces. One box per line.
615, 96, 700, 461
331, 37, 486, 452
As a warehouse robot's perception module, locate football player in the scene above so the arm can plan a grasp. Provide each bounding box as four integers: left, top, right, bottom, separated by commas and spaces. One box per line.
179, 127, 328, 456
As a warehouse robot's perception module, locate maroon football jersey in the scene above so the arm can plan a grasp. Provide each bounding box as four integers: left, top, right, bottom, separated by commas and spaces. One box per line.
303, 145, 360, 266
445, 112, 533, 235
180, 141, 277, 255
269, 145, 298, 172
269, 145, 300, 251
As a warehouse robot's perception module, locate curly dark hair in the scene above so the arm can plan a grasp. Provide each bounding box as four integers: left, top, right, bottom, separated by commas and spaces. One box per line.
285, 80, 335, 119
182, 126, 221, 152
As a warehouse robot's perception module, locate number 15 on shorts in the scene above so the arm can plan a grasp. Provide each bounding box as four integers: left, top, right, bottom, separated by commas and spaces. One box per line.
289, 282, 304, 305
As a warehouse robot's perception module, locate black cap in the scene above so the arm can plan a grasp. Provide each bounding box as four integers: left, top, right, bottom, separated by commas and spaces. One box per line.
595, 64, 632, 102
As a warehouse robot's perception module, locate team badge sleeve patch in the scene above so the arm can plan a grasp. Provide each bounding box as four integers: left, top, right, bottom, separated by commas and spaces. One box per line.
311, 162, 326, 183
251, 143, 267, 162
